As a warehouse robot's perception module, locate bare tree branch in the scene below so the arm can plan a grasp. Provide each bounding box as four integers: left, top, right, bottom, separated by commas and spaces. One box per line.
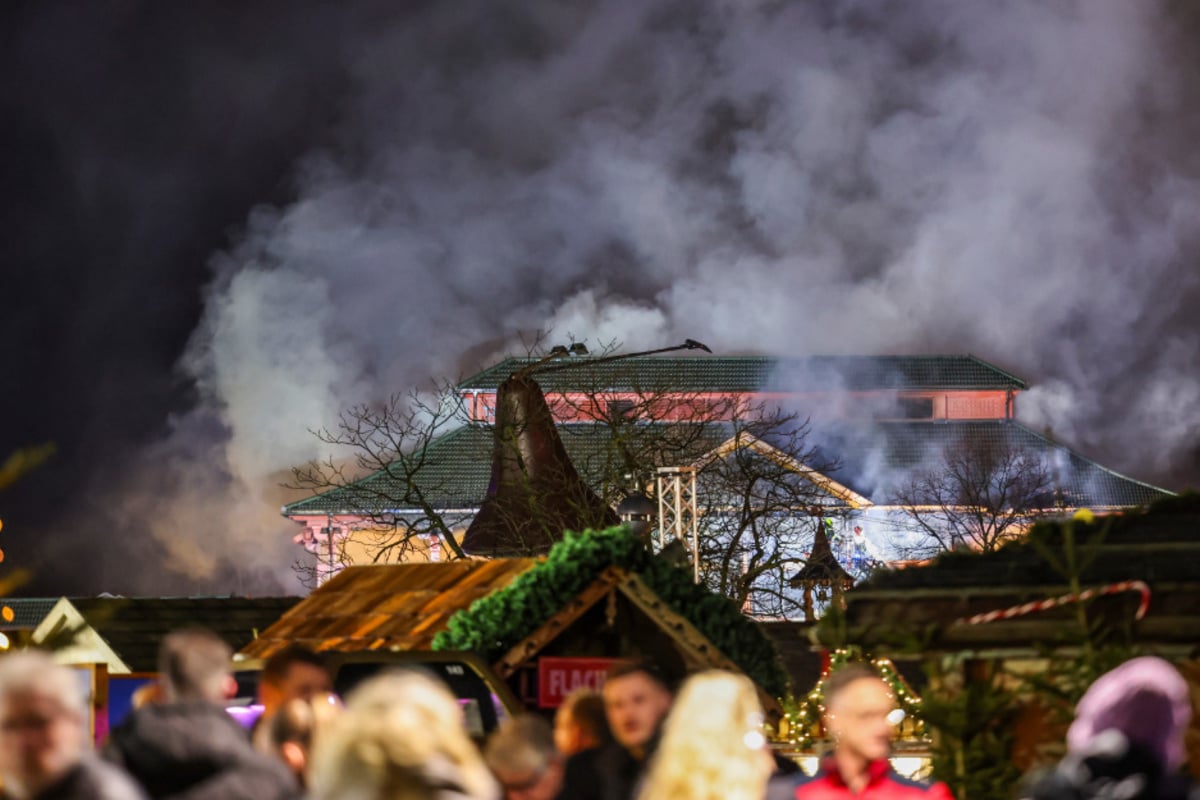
889, 436, 1057, 559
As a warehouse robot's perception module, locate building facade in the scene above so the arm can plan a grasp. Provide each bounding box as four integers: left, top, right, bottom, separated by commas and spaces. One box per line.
285, 354, 1171, 599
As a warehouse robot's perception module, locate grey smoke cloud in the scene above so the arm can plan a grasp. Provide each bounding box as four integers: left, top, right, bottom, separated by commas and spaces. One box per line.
148, 0, 1200, 587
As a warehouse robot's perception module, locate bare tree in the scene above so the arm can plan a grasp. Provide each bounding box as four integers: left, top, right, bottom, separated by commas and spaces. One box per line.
288, 346, 848, 615
288, 383, 474, 568
691, 405, 847, 619
890, 437, 1057, 559
545, 362, 848, 619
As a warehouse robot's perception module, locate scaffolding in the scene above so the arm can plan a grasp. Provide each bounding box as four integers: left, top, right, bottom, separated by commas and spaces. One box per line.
656, 466, 699, 582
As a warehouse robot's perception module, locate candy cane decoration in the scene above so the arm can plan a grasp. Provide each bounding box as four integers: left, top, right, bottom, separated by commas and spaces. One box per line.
957, 580, 1151, 626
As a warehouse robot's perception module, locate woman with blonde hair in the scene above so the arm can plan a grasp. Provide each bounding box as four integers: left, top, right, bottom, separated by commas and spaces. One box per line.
308, 670, 499, 800
639, 670, 777, 800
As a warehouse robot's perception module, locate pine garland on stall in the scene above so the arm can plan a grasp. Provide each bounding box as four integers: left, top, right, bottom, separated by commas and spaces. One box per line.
432, 525, 790, 697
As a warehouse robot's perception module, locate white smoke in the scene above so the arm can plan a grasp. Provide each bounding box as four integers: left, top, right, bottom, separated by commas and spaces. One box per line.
142, 0, 1200, 590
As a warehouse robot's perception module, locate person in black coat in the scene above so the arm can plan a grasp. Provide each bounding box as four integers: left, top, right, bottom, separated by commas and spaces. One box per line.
557, 661, 673, 800
104, 628, 299, 800
1024, 657, 1199, 800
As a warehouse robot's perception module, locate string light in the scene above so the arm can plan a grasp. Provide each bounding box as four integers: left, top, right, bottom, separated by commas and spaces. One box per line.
777, 649, 926, 749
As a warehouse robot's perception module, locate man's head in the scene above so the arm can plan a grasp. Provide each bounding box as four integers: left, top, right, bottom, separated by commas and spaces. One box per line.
554, 688, 610, 755
484, 715, 564, 800
269, 693, 342, 788
259, 646, 333, 718
822, 664, 896, 763
602, 661, 672, 758
0, 652, 88, 799
158, 628, 235, 703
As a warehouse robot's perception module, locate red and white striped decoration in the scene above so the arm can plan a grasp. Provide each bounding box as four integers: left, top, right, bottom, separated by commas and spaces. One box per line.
957, 580, 1151, 626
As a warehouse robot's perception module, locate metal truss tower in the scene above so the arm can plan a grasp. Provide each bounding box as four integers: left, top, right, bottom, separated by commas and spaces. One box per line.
656, 466, 699, 582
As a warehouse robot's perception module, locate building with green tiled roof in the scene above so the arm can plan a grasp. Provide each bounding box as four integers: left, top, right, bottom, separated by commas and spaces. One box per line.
284, 353, 1171, 593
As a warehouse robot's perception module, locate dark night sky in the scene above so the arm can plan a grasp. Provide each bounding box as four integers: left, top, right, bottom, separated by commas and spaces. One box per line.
0, 1, 364, 593
3, 1, 1200, 597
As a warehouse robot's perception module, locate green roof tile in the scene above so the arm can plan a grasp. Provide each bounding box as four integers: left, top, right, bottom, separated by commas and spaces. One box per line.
459, 355, 1026, 393
821, 421, 1171, 509
284, 422, 731, 516
284, 420, 1167, 517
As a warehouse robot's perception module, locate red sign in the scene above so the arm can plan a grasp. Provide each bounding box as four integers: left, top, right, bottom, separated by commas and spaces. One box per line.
537, 657, 619, 708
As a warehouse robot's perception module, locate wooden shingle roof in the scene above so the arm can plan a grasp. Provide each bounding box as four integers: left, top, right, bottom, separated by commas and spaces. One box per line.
239, 559, 537, 660
460, 355, 1026, 393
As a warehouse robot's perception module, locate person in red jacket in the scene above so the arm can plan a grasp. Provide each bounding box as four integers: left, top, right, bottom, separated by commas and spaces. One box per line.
795, 663, 952, 800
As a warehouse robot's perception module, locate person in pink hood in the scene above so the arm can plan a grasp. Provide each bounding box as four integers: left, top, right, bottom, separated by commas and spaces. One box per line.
1026, 656, 1195, 800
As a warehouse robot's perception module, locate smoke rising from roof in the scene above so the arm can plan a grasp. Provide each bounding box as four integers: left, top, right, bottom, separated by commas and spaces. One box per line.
169, 0, 1200, 590
11, 1, 1199, 593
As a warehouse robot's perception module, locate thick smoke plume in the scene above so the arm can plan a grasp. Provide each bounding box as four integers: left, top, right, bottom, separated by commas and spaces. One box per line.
125, 1, 1200, 590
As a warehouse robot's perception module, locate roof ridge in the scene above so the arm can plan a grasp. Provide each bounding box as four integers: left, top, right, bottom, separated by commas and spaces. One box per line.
965, 353, 1027, 388
458, 356, 528, 386
457, 353, 1028, 392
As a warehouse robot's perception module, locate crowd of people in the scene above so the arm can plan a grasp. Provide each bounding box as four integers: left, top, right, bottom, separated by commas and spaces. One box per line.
0, 629, 1193, 800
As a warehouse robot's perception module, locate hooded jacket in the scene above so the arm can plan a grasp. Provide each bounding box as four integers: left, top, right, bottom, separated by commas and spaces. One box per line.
1027, 732, 1199, 800
1026, 657, 1198, 800
103, 702, 299, 800
1067, 657, 1191, 775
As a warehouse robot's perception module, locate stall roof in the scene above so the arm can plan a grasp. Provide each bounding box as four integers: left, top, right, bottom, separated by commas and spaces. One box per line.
822, 495, 1200, 652
0, 597, 59, 631
33, 596, 299, 672
240, 559, 538, 660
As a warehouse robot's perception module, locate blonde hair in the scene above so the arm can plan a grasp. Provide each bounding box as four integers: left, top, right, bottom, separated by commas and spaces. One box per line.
638, 671, 773, 800
309, 669, 498, 800
484, 714, 557, 776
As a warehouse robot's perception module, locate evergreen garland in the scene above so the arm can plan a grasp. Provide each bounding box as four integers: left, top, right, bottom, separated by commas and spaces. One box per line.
432, 526, 790, 697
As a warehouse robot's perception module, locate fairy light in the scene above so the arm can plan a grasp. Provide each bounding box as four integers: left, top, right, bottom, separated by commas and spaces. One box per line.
776, 649, 926, 749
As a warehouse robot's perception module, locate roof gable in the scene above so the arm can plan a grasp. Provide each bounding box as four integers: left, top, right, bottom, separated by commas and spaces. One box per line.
433, 526, 790, 697
35, 597, 300, 672
487, 565, 784, 714
696, 433, 871, 508
32, 598, 129, 672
